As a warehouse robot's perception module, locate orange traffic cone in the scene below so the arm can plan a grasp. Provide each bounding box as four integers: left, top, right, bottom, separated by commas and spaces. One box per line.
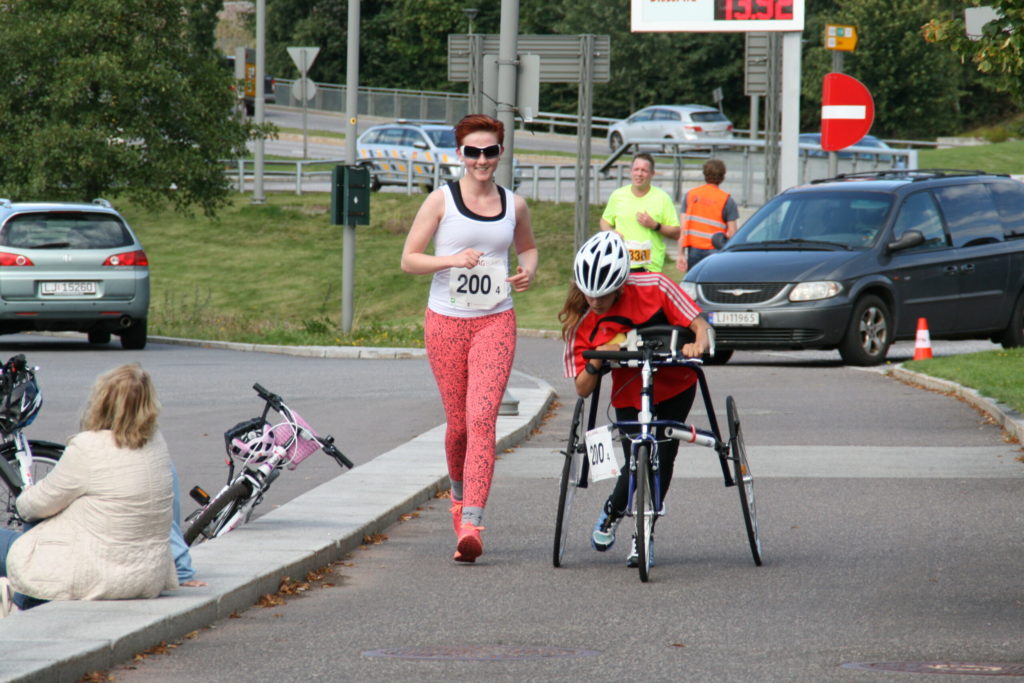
913, 317, 933, 361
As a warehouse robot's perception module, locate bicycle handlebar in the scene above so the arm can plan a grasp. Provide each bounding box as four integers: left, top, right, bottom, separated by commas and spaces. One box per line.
583, 349, 703, 365
252, 382, 283, 410
251, 382, 355, 469
321, 439, 355, 469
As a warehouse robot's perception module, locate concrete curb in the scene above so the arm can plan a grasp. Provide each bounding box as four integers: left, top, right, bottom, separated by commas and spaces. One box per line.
889, 364, 1024, 444
148, 335, 428, 360
0, 375, 556, 683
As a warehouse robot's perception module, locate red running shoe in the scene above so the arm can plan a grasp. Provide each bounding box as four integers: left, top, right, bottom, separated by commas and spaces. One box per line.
454, 523, 484, 563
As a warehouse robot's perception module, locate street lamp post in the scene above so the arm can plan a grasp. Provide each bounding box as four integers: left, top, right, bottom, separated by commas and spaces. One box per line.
463, 7, 481, 114
462, 7, 478, 33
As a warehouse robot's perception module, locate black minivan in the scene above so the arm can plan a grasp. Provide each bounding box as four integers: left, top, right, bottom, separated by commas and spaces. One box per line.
681, 170, 1024, 365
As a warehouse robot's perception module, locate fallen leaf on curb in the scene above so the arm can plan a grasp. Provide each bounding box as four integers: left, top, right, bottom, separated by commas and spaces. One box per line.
257, 593, 285, 608
362, 533, 387, 545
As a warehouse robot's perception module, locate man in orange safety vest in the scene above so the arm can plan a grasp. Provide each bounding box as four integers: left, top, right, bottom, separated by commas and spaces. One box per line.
679, 159, 739, 272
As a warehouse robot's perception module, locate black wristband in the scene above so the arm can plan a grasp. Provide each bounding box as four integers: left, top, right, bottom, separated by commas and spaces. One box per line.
584, 362, 600, 376
654, 222, 661, 232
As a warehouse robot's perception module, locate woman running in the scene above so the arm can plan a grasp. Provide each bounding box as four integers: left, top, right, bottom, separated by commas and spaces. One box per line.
560, 231, 710, 566
401, 114, 538, 563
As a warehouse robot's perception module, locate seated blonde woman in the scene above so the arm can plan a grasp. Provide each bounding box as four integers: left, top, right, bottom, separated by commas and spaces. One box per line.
0, 364, 177, 615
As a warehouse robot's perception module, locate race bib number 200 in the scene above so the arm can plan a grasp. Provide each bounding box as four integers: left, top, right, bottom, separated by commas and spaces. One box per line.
449, 257, 507, 309
585, 425, 620, 482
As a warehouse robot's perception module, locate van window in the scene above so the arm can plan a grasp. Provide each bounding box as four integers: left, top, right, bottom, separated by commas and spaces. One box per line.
732, 191, 891, 248
934, 184, 1003, 247
989, 181, 1024, 239
891, 192, 948, 250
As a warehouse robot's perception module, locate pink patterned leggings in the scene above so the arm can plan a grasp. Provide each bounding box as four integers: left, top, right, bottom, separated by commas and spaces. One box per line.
424, 307, 516, 513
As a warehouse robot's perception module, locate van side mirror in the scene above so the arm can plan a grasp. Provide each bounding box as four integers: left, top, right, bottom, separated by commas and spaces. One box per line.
711, 232, 728, 250
886, 230, 924, 252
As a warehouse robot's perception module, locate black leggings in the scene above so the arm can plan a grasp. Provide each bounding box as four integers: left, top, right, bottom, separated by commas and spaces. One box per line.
603, 385, 697, 518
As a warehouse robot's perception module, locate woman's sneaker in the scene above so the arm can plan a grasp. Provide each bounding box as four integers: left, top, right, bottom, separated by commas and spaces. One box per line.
454, 523, 484, 563
625, 533, 654, 568
591, 510, 621, 551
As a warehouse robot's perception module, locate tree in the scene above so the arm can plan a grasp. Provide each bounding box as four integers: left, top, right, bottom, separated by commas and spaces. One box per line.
0, 0, 260, 214
923, 0, 1024, 107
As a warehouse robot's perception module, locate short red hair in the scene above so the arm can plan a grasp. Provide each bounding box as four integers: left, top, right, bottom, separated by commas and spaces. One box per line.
454, 114, 504, 147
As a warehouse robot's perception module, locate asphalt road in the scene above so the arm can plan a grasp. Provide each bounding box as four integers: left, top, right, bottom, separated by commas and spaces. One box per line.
102, 335, 1023, 682
1, 334, 447, 522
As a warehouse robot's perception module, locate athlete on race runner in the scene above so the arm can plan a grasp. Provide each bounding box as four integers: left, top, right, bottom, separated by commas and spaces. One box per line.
559, 231, 710, 567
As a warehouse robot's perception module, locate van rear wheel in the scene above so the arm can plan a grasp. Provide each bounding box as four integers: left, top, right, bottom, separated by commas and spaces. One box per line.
999, 291, 1024, 348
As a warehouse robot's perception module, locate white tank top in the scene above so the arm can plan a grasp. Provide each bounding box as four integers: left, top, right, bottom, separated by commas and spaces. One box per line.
427, 182, 517, 318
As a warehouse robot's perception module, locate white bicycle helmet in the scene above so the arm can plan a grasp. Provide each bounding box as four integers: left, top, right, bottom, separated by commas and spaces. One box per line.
574, 231, 631, 297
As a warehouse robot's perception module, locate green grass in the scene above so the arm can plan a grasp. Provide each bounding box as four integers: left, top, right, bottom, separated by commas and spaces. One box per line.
905, 347, 1024, 415
119, 191, 668, 346
916, 140, 1024, 175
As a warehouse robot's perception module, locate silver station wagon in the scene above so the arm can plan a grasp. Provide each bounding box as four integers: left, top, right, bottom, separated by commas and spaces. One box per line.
0, 199, 149, 349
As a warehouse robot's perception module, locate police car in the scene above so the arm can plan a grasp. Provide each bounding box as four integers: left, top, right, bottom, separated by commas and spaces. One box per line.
357, 121, 463, 192
357, 120, 521, 192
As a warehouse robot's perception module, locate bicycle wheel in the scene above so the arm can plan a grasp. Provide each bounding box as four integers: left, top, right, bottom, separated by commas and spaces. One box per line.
553, 398, 586, 567
1, 442, 63, 530
183, 478, 252, 546
727, 396, 763, 566
635, 443, 654, 583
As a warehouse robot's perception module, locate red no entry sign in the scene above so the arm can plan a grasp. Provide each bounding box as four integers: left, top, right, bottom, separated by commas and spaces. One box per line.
820, 72, 874, 151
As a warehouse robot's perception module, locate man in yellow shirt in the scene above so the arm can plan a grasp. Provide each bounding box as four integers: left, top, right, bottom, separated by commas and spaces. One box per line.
599, 153, 680, 273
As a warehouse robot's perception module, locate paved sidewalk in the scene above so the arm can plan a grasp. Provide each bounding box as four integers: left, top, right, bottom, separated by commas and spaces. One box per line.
0, 340, 555, 683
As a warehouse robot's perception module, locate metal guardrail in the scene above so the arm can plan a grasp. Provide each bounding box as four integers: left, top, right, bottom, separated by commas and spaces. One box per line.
275, 79, 619, 134
225, 135, 915, 209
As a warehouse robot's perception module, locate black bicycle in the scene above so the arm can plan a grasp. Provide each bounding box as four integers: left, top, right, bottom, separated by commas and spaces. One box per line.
183, 383, 354, 545
553, 325, 762, 581
0, 355, 65, 530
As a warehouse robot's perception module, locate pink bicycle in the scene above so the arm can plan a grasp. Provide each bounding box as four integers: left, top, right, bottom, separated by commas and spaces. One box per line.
183, 383, 353, 545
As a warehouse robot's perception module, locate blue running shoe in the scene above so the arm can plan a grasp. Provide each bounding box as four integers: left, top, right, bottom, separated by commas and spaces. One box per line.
626, 533, 654, 568
591, 509, 621, 551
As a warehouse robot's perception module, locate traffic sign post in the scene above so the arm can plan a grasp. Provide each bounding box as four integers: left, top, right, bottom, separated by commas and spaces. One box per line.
821, 72, 874, 154
287, 46, 320, 160
824, 24, 857, 51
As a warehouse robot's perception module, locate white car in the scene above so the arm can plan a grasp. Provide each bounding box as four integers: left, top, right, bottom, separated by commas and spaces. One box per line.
608, 104, 734, 152
357, 121, 463, 192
